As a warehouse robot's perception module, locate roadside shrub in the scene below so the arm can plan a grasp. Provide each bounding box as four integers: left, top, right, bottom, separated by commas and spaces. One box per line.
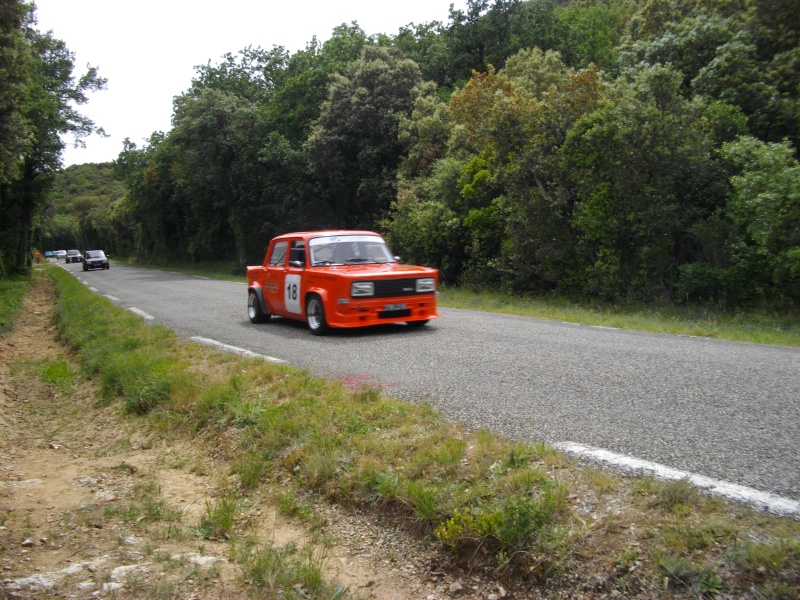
436, 480, 568, 555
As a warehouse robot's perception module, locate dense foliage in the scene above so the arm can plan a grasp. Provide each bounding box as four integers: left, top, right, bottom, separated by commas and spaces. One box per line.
0, 0, 106, 276
20, 0, 800, 308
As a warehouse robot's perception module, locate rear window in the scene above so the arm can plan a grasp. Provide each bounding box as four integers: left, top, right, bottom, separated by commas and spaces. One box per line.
268, 241, 288, 266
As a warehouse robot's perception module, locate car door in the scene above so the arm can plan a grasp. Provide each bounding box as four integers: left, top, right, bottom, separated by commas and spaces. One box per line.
283, 240, 306, 317
263, 240, 288, 315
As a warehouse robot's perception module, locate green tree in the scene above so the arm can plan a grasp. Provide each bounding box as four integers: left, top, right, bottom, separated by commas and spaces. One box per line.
619, 14, 738, 90
189, 45, 289, 104
562, 65, 724, 301
266, 23, 370, 143
113, 134, 184, 261
555, 0, 631, 69
305, 46, 426, 228
692, 32, 793, 143
0, 0, 33, 182
0, 20, 105, 275
721, 136, 800, 302
170, 88, 269, 268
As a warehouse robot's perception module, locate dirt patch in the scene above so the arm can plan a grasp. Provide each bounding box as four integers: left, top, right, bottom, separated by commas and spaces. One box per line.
0, 278, 507, 599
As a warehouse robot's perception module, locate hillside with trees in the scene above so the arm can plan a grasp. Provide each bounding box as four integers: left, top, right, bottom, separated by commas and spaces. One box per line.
5, 0, 799, 310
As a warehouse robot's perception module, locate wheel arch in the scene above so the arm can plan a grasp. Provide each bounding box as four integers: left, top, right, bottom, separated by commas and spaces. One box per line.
302, 287, 330, 316
248, 284, 269, 315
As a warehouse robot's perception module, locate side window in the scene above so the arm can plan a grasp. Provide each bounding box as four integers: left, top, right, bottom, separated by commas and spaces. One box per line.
288, 241, 306, 266
268, 241, 288, 266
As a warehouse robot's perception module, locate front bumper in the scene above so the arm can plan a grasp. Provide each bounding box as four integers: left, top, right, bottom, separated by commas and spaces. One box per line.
327, 295, 438, 328
84, 261, 108, 270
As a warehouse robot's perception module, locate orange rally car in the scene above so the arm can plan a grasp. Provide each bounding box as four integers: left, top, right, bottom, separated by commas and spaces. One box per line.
246, 231, 439, 335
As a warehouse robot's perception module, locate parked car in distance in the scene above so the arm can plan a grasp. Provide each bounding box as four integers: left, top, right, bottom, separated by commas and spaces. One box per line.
44, 251, 54, 258
82, 250, 109, 271
247, 230, 439, 335
65, 249, 82, 263
54, 250, 67, 260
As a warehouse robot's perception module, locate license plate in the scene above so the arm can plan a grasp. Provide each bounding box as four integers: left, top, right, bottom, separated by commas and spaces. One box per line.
383, 303, 407, 311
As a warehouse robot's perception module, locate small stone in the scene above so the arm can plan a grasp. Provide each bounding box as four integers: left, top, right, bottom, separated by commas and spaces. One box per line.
20, 539, 34, 547
449, 580, 464, 594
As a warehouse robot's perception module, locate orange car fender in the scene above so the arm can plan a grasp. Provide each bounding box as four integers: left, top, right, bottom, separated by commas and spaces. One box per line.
248, 283, 269, 315
302, 284, 331, 313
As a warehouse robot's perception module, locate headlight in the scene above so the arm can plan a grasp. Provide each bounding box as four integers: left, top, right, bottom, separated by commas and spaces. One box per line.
416, 278, 436, 293
351, 281, 375, 297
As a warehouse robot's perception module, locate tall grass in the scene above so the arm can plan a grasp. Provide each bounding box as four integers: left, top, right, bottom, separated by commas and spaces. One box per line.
0, 274, 30, 336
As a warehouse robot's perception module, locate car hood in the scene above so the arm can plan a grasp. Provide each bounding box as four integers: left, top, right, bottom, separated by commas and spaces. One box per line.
313, 263, 436, 277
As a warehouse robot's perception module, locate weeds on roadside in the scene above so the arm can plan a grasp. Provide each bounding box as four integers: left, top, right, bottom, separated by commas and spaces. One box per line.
235, 537, 351, 599
0, 275, 30, 336
197, 496, 238, 539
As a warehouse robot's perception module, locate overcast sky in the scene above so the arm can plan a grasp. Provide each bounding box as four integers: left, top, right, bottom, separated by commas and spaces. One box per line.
33, 0, 464, 167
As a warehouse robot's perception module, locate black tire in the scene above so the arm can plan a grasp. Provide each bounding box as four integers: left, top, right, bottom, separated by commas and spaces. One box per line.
248, 290, 270, 324
306, 294, 330, 336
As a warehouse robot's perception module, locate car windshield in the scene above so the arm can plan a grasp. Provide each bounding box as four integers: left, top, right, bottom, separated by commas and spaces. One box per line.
308, 235, 395, 266
85, 251, 105, 259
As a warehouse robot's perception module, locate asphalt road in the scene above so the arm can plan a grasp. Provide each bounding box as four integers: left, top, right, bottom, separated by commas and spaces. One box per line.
62, 261, 800, 505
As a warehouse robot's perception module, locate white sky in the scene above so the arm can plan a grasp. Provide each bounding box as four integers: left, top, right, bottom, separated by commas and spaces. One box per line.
33, 0, 464, 167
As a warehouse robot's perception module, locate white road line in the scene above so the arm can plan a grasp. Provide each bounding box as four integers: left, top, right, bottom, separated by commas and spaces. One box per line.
89, 287, 98, 293
128, 307, 155, 321
190, 336, 287, 364
105, 295, 119, 302
554, 442, 800, 518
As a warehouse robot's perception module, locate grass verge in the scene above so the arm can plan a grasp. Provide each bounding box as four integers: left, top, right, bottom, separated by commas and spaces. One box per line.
439, 286, 800, 347
26, 265, 800, 597
0, 274, 30, 336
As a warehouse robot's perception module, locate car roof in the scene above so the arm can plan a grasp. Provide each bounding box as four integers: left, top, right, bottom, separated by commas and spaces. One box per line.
272, 230, 383, 242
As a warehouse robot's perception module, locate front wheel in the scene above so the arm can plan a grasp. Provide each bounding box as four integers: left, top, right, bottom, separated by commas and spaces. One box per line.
248, 291, 270, 324
306, 294, 330, 336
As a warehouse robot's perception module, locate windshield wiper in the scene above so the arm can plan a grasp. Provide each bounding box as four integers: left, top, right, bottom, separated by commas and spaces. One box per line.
344, 257, 372, 263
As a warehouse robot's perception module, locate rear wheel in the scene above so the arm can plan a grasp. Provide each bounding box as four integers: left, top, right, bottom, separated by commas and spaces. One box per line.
306, 294, 330, 336
248, 291, 270, 324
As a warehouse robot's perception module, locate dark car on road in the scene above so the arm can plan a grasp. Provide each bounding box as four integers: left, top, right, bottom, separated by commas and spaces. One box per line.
82, 250, 109, 271
65, 249, 83, 263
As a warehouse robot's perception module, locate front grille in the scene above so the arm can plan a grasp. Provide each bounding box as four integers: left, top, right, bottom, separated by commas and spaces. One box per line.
373, 278, 420, 298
